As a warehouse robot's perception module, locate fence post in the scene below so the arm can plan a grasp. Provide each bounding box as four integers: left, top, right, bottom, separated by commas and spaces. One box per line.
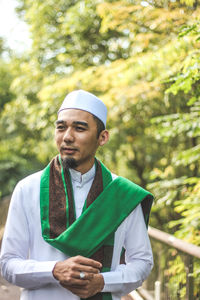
185, 255, 194, 300
155, 281, 161, 300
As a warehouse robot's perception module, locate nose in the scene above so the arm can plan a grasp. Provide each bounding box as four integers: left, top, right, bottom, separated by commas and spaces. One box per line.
63, 127, 75, 143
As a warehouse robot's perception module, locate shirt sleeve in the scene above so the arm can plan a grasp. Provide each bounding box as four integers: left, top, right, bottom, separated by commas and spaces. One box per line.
101, 203, 153, 297
0, 183, 58, 289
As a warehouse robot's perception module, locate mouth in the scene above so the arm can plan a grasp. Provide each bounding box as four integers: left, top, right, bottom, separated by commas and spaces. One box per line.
61, 147, 78, 155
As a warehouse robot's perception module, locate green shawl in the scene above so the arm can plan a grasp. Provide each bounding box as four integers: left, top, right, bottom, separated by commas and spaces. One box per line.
40, 156, 153, 300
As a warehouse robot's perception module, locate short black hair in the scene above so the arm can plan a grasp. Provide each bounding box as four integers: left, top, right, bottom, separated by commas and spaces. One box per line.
92, 115, 105, 138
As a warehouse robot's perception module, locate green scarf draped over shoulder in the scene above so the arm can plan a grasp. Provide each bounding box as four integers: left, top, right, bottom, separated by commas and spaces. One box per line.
40, 156, 153, 300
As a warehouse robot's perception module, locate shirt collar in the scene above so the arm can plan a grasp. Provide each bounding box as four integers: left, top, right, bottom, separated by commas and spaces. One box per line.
69, 164, 96, 184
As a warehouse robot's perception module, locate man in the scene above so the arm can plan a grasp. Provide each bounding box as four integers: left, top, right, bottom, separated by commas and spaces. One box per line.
0, 90, 153, 300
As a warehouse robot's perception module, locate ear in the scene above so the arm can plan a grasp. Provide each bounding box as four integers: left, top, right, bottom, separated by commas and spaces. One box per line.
98, 130, 109, 146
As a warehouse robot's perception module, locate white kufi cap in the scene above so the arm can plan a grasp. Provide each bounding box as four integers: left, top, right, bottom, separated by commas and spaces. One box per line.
58, 90, 107, 127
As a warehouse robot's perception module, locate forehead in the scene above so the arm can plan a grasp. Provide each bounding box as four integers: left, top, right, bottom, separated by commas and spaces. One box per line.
57, 108, 95, 124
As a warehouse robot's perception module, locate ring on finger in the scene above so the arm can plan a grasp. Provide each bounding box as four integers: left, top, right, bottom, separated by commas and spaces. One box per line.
79, 271, 86, 279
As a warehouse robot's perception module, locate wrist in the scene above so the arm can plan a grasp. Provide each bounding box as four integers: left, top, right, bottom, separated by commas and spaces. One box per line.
96, 273, 105, 292
52, 262, 60, 280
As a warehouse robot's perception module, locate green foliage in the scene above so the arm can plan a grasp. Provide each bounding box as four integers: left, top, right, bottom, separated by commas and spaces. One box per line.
167, 255, 186, 298
0, 63, 14, 109
16, 0, 127, 72
149, 19, 200, 297
1, 0, 200, 297
0, 39, 15, 109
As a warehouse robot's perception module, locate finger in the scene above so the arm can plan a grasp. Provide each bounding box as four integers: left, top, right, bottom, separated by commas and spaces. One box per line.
65, 286, 89, 298
74, 271, 94, 280
76, 264, 100, 274
75, 256, 102, 269
60, 278, 89, 287
69, 284, 88, 289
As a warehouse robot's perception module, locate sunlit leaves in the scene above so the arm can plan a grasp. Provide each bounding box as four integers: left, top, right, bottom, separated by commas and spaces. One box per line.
150, 19, 200, 246
1, 0, 200, 296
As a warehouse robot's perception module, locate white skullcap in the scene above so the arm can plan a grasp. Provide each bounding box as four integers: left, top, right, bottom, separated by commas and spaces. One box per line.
58, 90, 107, 127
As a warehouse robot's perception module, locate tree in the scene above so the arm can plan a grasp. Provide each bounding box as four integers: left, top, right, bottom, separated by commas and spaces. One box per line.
1, 0, 200, 297
148, 22, 200, 296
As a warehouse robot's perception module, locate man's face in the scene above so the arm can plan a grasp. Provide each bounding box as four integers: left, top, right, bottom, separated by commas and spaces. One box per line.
55, 109, 107, 174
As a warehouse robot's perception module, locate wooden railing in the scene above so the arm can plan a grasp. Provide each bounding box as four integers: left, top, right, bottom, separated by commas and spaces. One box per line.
146, 227, 200, 300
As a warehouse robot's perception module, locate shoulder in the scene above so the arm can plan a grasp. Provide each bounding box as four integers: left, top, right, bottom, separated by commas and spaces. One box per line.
17, 170, 43, 188
13, 170, 43, 197
10, 170, 44, 210
5, 171, 43, 212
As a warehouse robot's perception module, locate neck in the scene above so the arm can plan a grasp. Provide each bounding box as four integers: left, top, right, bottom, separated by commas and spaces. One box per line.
73, 157, 95, 174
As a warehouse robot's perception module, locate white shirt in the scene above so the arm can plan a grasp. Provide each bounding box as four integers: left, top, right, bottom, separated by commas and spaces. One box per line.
0, 165, 153, 300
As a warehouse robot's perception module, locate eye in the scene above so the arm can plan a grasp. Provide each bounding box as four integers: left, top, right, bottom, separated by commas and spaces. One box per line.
56, 125, 65, 130
76, 126, 86, 131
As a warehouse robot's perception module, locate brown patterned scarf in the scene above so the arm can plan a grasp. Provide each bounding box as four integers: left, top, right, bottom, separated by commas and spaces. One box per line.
49, 155, 115, 300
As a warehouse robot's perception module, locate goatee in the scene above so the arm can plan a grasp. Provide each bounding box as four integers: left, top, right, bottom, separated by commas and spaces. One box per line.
62, 157, 78, 171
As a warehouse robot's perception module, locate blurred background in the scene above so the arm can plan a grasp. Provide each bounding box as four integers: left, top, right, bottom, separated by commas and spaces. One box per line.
0, 0, 200, 299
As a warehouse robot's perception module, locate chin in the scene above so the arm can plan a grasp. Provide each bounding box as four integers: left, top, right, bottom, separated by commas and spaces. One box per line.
62, 157, 79, 169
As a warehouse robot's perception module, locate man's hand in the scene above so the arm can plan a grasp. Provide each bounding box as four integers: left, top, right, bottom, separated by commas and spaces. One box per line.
52, 255, 102, 287
60, 273, 105, 299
